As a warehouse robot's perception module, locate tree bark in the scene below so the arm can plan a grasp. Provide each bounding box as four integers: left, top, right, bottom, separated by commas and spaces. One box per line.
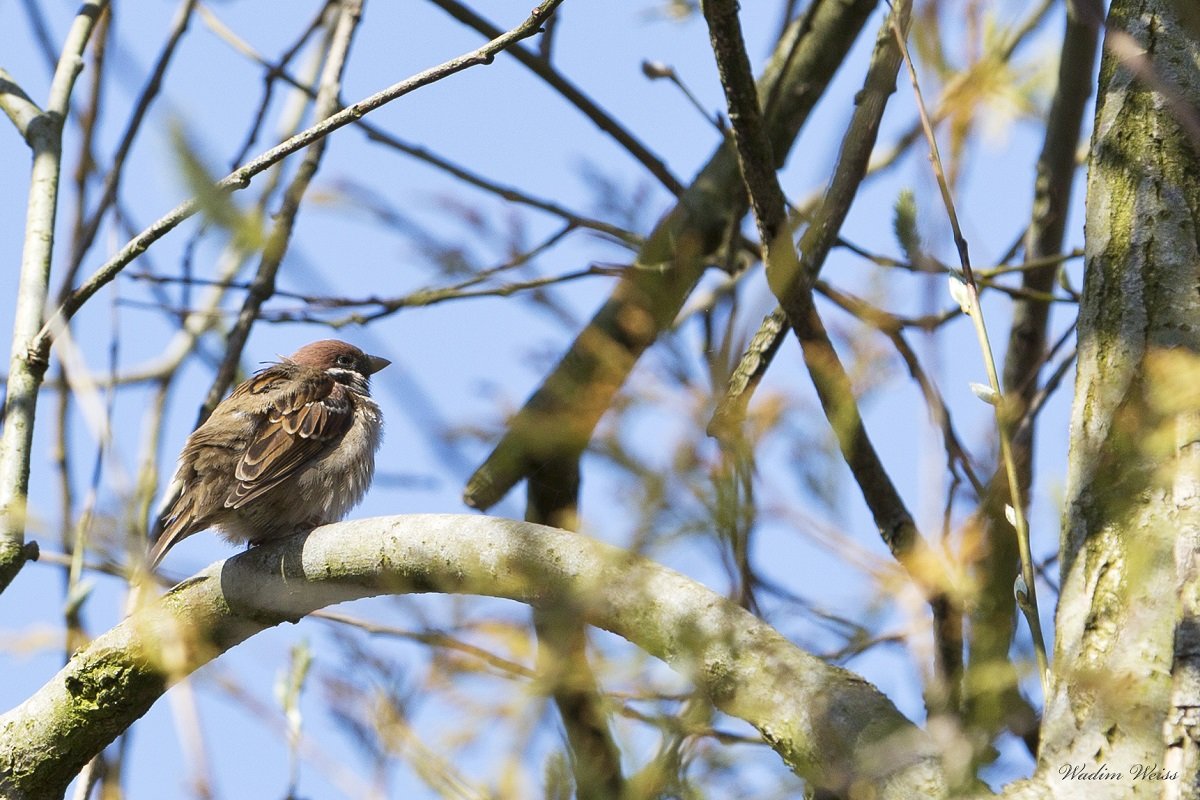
1033, 0, 1200, 796
0, 0, 109, 594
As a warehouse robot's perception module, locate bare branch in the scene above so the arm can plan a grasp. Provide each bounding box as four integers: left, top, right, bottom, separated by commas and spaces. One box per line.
65, 0, 199, 281
701, 0, 971, 728
196, 0, 361, 423
0, 0, 110, 595
0, 515, 947, 799
966, 0, 1099, 748
427, 0, 684, 196
0, 67, 44, 142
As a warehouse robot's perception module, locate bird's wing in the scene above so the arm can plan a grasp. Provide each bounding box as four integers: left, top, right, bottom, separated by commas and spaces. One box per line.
225, 366, 354, 509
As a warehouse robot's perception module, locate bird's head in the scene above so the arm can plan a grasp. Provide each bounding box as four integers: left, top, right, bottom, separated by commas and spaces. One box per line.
288, 339, 390, 390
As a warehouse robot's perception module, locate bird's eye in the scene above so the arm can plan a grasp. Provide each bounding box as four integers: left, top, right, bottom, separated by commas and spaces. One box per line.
336, 354, 355, 368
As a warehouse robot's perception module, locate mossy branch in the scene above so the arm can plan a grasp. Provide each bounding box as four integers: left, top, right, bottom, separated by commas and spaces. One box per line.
0, 514, 945, 799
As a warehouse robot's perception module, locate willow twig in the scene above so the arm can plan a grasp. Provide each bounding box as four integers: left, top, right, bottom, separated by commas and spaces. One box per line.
890, 15, 1051, 701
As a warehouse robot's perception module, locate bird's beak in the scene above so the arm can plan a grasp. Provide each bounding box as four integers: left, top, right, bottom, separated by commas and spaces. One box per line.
367, 354, 391, 374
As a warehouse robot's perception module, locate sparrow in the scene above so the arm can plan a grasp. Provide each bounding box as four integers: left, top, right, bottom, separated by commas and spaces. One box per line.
148, 339, 389, 568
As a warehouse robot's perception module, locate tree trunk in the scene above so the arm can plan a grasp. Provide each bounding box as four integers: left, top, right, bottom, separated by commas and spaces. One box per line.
1034, 0, 1200, 796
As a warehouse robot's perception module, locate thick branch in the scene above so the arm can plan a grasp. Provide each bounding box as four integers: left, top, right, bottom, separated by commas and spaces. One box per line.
0, 515, 945, 799
526, 460, 626, 799
1040, 0, 1200, 792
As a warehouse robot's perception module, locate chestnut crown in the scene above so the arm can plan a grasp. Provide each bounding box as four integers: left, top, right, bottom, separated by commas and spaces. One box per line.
287, 340, 390, 377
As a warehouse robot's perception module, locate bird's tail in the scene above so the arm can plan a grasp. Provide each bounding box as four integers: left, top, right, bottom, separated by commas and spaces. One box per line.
147, 521, 178, 569
147, 476, 191, 569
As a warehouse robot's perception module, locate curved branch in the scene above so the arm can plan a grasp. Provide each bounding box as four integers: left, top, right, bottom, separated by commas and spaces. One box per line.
0, 515, 945, 799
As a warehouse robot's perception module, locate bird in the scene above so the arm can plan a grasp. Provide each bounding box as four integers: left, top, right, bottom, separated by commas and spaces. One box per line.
148, 339, 389, 568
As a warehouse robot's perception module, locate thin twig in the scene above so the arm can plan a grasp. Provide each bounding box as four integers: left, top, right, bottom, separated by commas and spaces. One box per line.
964, 0, 1097, 747
196, 0, 360, 423
32, 0, 567, 361
890, 12, 1051, 700
314, 610, 536, 679
122, 264, 624, 325
59, 3, 113, 670
427, 0, 684, 196
816, 282, 985, 497
65, 0, 199, 282
196, 3, 641, 248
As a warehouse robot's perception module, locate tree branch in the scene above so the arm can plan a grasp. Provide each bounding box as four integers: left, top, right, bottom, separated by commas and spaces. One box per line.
0, 67, 43, 142
426, 0, 684, 196
197, 0, 361, 424
965, 0, 1099, 750
0, 515, 946, 799
464, 0, 879, 511
526, 459, 626, 799
31, 0, 565, 362
0, 0, 109, 596
700, 0, 964, 720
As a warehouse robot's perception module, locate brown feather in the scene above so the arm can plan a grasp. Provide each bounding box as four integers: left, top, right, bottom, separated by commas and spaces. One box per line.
227, 376, 353, 508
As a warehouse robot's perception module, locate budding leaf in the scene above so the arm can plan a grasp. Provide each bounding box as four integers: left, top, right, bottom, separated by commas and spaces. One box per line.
1014, 573, 1029, 604
970, 382, 1000, 405
172, 124, 265, 253
275, 639, 313, 740
948, 273, 972, 314
641, 60, 674, 80
893, 189, 921, 263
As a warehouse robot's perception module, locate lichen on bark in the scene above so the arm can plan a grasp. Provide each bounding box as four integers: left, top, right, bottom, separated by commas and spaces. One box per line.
1042, 0, 1200, 795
